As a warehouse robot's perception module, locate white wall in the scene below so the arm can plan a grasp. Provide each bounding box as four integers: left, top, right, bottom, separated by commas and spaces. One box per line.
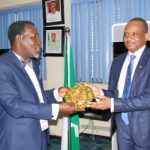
45, 0, 71, 89
0, 0, 71, 89
0, 0, 41, 9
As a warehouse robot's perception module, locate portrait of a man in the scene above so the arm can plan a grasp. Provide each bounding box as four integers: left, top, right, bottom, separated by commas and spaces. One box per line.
47, 31, 60, 51
46, 0, 61, 23
42, 0, 64, 25
43, 26, 64, 56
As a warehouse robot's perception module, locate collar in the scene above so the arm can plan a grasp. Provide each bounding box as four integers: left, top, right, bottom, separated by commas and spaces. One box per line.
127, 45, 146, 60
12, 51, 32, 68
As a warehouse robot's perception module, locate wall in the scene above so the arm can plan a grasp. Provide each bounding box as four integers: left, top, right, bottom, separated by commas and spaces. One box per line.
0, 0, 71, 89
45, 0, 71, 89
0, 0, 41, 9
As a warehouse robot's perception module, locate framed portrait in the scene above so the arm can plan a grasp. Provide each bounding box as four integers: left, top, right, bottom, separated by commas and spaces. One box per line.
42, 0, 64, 25
43, 26, 65, 56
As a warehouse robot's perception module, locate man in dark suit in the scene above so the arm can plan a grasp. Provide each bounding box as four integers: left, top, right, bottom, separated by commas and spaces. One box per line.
0, 21, 79, 150
87, 18, 150, 150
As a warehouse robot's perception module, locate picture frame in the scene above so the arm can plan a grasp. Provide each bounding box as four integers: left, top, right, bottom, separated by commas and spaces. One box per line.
42, 0, 64, 25
43, 26, 65, 56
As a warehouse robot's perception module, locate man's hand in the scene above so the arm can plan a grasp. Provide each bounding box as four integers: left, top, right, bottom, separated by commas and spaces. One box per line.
59, 102, 84, 115
87, 95, 111, 110
84, 83, 100, 97
58, 87, 70, 97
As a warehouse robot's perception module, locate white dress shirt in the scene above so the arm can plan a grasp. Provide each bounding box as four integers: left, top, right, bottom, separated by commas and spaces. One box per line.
111, 45, 145, 112
13, 52, 62, 131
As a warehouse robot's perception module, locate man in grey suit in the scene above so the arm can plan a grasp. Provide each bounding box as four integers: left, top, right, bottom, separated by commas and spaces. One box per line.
0, 21, 79, 150
87, 18, 150, 150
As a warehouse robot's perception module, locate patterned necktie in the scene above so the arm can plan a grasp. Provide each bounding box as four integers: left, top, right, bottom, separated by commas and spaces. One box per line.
121, 54, 136, 125
21, 59, 32, 68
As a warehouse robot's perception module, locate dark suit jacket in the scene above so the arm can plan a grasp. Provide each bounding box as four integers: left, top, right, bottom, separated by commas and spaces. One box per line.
0, 50, 58, 150
103, 46, 150, 147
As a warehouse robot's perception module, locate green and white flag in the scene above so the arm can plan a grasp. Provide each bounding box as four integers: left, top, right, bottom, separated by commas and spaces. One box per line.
61, 28, 80, 150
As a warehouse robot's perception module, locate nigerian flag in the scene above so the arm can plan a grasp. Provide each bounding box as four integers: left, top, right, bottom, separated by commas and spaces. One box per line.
61, 28, 80, 150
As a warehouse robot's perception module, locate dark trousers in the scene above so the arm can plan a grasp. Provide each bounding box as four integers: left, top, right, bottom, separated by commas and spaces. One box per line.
116, 117, 150, 150
41, 130, 48, 150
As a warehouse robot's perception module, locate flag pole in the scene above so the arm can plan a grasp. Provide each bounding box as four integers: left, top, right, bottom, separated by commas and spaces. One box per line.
61, 27, 80, 150
61, 27, 71, 150
66, 27, 71, 87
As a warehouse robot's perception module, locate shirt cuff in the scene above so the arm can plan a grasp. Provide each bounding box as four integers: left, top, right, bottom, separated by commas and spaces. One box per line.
51, 104, 59, 120
111, 98, 114, 112
54, 88, 63, 102
100, 89, 104, 95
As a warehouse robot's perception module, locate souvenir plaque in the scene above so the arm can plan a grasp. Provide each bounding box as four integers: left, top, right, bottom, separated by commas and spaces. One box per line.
64, 83, 94, 109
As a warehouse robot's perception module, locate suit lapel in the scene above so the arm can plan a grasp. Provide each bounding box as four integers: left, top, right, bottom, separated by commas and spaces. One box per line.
114, 53, 127, 87
8, 51, 40, 99
131, 46, 150, 90
32, 61, 43, 88
32, 61, 47, 102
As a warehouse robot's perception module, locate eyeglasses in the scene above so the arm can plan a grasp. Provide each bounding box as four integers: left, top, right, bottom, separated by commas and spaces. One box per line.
123, 32, 139, 40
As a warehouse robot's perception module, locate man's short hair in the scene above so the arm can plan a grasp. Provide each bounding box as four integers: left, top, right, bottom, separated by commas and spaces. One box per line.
129, 17, 148, 33
8, 21, 34, 47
